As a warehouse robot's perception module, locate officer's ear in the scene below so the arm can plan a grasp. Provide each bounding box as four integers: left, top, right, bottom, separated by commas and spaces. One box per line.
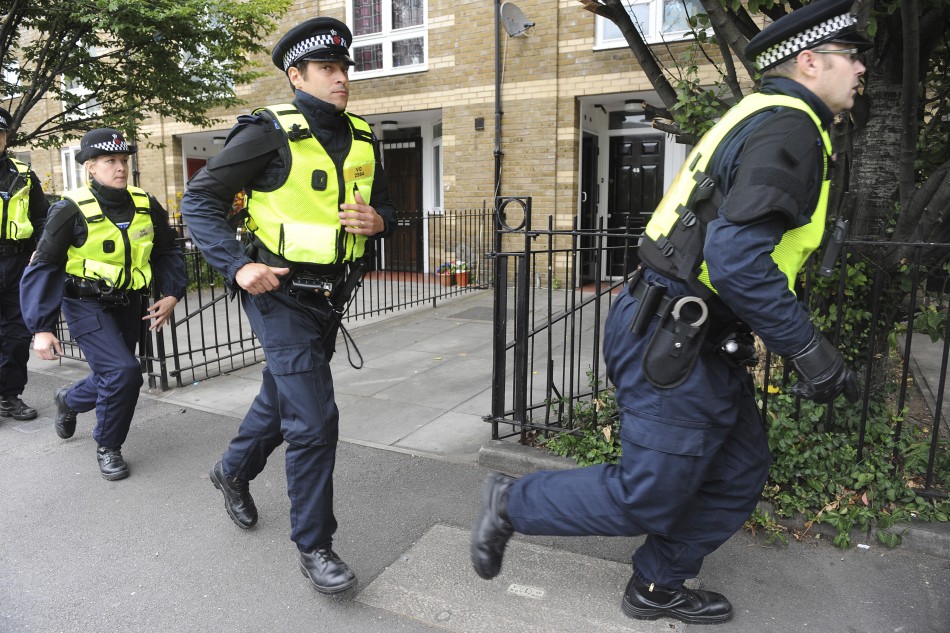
795, 49, 823, 79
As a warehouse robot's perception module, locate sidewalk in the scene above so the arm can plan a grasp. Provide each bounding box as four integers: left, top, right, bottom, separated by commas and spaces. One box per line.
4, 290, 949, 633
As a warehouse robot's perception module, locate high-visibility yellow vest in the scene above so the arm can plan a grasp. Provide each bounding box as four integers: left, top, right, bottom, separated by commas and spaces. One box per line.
1, 158, 34, 241
245, 104, 376, 264
63, 185, 154, 290
640, 93, 832, 295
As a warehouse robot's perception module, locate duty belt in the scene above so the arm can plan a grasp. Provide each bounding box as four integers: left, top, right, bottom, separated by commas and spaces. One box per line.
0, 239, 30, 256
64, 275, 132, 306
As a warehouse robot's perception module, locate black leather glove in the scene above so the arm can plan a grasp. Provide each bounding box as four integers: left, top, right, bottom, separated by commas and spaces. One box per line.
786, 330, 860, 404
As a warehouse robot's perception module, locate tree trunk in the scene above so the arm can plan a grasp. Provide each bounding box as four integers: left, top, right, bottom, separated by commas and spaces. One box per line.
849, 53, 905, 238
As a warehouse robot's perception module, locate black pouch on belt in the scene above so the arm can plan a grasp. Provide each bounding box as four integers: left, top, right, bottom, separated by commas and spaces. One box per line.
642, 296, 710, 388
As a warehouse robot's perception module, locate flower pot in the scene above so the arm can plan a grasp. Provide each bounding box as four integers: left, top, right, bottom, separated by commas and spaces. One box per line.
439, 273, 455, 287
455, 271, 470, 286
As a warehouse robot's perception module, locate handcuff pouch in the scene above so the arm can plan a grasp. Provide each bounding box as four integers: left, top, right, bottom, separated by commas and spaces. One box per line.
642, 296, 709, 389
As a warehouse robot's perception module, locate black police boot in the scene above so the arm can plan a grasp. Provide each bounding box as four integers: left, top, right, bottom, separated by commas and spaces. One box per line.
209, 461, 258, 529
470, 472, 516, 580
622, 573, 733, 624
299, 547, 357, 594
96, 446, 130, 481
54, 387, 78, 439
0, 396, 38, 421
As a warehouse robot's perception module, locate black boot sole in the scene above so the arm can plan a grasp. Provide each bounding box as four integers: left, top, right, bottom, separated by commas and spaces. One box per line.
0, 411, 38, 421
100, 469, 130, 481
299, 562, 358, 594
622, 596, 733, 625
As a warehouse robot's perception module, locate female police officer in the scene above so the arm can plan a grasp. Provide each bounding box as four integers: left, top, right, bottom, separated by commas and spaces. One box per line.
21, 128, 186, 481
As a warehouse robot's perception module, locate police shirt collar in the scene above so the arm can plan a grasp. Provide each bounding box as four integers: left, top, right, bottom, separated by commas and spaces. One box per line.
293, 90, 348, 130
89, 178, 132, 206
759, 77, 834, 128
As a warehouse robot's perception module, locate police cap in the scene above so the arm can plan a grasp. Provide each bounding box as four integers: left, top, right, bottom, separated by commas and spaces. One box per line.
745, 0, 872, 71
74, 128, 137, 164
0, 108, 11, 131
272, 17, 354, 72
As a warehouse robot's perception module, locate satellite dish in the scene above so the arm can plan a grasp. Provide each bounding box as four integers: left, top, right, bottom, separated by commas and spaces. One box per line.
500, 2, 536, 37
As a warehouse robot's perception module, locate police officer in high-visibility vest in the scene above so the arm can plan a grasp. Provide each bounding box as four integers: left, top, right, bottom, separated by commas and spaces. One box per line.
179, 17, 395, 594
21, 128, 186, 481
472, 0, 868, 624
0, 107, 49, 422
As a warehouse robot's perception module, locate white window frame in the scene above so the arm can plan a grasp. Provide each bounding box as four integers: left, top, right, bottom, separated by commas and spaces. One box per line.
63, 68, 103, 120
594, 0, 706, 49
2, 60, 21, 99
61, 146, 85, 191
347, 0, 428, 80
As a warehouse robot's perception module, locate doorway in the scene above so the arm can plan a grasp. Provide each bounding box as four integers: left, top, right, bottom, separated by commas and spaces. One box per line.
607, 133, 665, 277
381, 137, 424, 272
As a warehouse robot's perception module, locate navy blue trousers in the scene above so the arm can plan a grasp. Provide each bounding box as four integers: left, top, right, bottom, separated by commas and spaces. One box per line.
222, 289, 339, 552
0, 252, 31, 398
60, 295, 144, 448
507, 283, 770, 589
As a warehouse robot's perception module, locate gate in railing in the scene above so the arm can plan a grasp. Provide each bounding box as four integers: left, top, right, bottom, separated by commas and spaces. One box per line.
486, 196, 950, 497
55, 207, 495, 389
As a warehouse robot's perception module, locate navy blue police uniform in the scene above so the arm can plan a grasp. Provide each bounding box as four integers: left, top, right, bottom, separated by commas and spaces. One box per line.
20, 129, 186, 478
178, 17, 395, 594
471, 0, 868, 625
0, 107, 49, 421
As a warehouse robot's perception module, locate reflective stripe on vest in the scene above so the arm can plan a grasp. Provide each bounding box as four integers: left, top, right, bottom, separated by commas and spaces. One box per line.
1, 158, 34, 241
642, 93, 832, 295
245, 104, 376, 264
63, 186, 154, 290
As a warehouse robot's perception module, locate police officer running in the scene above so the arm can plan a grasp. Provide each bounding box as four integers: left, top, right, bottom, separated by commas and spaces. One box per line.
179, 17, 395, 594
21, 128, 186, 481
0, 107, 49, 422
471, 0, 867, 624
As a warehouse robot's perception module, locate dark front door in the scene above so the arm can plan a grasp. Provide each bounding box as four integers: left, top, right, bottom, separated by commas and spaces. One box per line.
580, 133, 599, 284
382, 138, 423, 272
607, 134, 665, 277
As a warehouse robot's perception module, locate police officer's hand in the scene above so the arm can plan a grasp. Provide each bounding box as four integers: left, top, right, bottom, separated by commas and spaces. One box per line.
787, 330, 861, 404
235, 263, 290, 295
340, 189, 384, 236
144, 296, 179, 332
32, 332, 62, 361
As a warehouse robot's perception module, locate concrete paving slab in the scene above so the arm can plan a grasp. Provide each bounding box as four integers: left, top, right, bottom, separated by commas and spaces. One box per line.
337, 397, 443, 445
447, 305, 501, 322
162, 375, 260, 416
394, 411, 490, 462
374, 373, 490, 410
357, 524, 680, 633
453, 390, 493, 416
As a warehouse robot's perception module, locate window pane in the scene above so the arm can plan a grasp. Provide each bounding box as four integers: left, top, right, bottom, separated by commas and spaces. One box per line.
603, 2, 651, 39
392, 0, 424, 30
662, 0, 702, 33
354, 43, 383, 71
353, 0, 382, 36
392, 37, 424, 67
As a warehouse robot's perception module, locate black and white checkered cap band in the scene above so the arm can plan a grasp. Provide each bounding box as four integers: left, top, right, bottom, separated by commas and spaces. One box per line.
89, 138, 130, 154
282, 33, 346, 71
755, 12, 857, 69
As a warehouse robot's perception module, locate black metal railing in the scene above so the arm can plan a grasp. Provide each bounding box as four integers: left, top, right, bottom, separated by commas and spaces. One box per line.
55, 207, 495, 388
486, 197, 950, 497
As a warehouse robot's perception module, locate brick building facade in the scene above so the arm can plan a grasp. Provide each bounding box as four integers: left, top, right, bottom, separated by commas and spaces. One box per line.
17, 0, 737, 279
